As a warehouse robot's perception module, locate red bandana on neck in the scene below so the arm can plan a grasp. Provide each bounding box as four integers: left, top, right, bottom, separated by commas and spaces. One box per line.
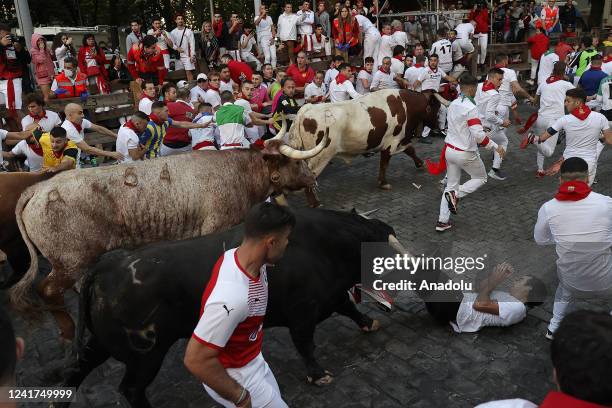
149, 113, 165, 125
27, 140, 43, 156
142, 94, 154, 101
70, 121, 82, 133
394, 55, 404, 62
379, 67, 389, 74
482, 81, 496, 91
428, 66, 437, 73
29, 110, 47, 121
208, 84, 220, 93
414, 63, 424, 68
336, 73, 349, 84
546, 75, 564, 83
570, 104, 591, 120
555, 180, 592, 201
315, 34, 322, 42
605, 56, 612, 63
494, 63, 506, 68
124, 120, 139, 132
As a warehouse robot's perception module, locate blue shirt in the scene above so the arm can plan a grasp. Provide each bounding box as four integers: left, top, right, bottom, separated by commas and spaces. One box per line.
579, 68, 608, 96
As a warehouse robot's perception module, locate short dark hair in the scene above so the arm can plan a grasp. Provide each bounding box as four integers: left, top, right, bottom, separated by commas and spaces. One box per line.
338, 62, 351, 71
523, 276, 546, 308
553, 61, 566, 76
244, 202, 296, 239
50, 126, 67, 139
221, 53, 234, 61
315, 24, 323, 29
566, 88, 587, 103
151, 101, 166, 110
63, 57, 77, 66
132, 111, 149, 121
495, 53, 508, 64
333, 55, 344, 63
364, 56, 374, 64
141, 80, 155, 90
241, 80, 253, 88
198, 102, 212, 109
24, 93, 45, 107
219, 64, 229, 72
591, 55, 603, 65
551, 311, 612, 405
488, 67, 504, 77
437, 27, 447, 37
0, 306, 16, 385
429, 53, 439, 60
220, 90, 234, 103
581, 36, 593, 47
152, 16, 162, 23
459, 74, 478, 87
281, 77, 295, 87
142, 35, 157, 48
393, 45, 405, 56
415, 55, 426, 63
130, 18, 141, 25
560, 156, 589, 176
161, 82, 177, 96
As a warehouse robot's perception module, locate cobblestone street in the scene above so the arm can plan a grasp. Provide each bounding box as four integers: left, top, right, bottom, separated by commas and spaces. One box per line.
4, 104, 612, 408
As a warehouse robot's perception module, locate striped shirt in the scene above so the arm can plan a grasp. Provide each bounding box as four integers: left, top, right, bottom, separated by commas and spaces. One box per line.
140, 118, 173, 159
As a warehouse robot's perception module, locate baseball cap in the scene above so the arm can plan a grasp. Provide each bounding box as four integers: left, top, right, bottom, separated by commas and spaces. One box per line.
197, 73, 208, 82
177, 80, 188, 89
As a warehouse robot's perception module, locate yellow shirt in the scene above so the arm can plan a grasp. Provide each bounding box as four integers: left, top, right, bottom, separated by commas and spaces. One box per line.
38, 133, 78, 169
603, 40, 612, 47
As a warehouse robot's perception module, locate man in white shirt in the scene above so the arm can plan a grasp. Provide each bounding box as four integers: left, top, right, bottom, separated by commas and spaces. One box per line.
219, 65, 236, 94
234, 81, 274, 142
324, 55, 344, 88
190, 103, 218, 150
296, 1, 315, 51
355, 14, 381, 64
115, 111, 148, 163
521, 62, 574, 177
148, 17, 174, 69
534, 157, 612, 339
169, 13, 196, 81
390, 46, 405, 78
356, 57, 374, 94
404, 55, 426, 91
189, 73, 209, 109
21, 94, 61, 133
254, 5, 277, 68
538, 49, 560, 86
0, 128, 34, 169
329, 63, 362, 102
370, 57, 400, 91
476, 68, 511, 180
61, 103, 123, 165
524, 88, 609, 185
205, 73, 222, 110
426, 74, 505, 232
377, 24, 395, 68
454, 20, 476, 54
184, 202, 294, 408
277, 3, 300, 65
138, 81, 157, 115
430, 28, 454, 74
304, 70, 328, 103
390, 20, 408, 50
448, 29, 466, 76
239, 27, 261, 71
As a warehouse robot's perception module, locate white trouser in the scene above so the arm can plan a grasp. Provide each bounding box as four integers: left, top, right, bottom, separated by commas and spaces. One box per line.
204, 354, 288, 408
0, 78, 23, 109
438, 148, 488, 223
534, 116, 557, 171
530, 57, 539, 80
491, 129, 508, 169
548, 283, 612, 333
363, 30, 381, 63
160, 144, 192, 156
474, 33, 488, 64
245, 126, 260, 143
180, 54, 195, 71
423, 104, 448, 137
241, 51, 262, 70
258, 35, 277, 68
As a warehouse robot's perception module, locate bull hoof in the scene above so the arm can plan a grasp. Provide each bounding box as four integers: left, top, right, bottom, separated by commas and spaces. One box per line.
378, 183, 392, 190
361, 319, 381, 333
307, 370, 334, 386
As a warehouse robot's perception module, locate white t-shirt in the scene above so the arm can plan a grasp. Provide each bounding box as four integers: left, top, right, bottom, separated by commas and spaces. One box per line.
536, 79, 574, 120
296, 10, 315, 35
499, 67, 518, 106
475, 399, 537, 408
10, 140, 43, 171
371, 69, 398, 91
116, 123, 140, 163
205, 89, 222, 109
538, 51, 560, 85
147, 29, 173, 51
329, 78, 362, 102
356, 70, 373, 94
21, 110, 61, 132
603, 61, 612, 76
404, 66, 426, 91
534, 192, 612, 292
304, 82, 327, 102
450, 291, 527, 333
324, 68, 339, 88
254, 15, 274, 38
417, 66, 445, 91
190, 114, 217, 149
278, 13, 299, 41
192, 248, 268, 369
391, 31, 408, 49
377, 35, 395, 64
219, 79, 235, 94
61, 118, 92, 167
390, 58, 405, 78
138, 97, 154, 115
430, 39, 453, 68
451, 40, 464, 63
355, 14, 377, 35
455, 22, 474, 45
169, 27, 196, 58
475, 83, 504, 131
551, 111, 609, 162
445, 96, 498, 152
240, 34, 256, 53
190, 86, 208, 104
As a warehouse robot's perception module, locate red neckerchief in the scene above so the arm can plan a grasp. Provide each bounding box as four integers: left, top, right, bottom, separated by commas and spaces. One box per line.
540, 391, 605, 408
379, 67, 390, 74
70, 121, 82, 133
315, 34, 322, 42
570, 104, 591, 121
141, 94, 154, 101
589, 66, 602, 71
428, 66, 438, 73
29, 109, 47, 120
555, 180, 591, 201
414, 63, 424, 68
124, 120, 138, 132
52, 149, 65, 159
393, 55, 404, 62
494, 63, 506, 68
149, 113, 165, 125
27, 139, 43, 156
547, 75, 564, 83
604, 56, 612, 63
482, 81, 496, 91
336, 74, 349, 84
208, 84, 220, 93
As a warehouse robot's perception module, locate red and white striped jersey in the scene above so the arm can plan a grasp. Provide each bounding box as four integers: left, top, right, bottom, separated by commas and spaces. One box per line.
192, 248, 268, 368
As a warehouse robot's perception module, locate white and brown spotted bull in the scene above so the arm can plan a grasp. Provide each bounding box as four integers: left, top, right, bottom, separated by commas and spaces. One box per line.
10, 121, 328, 342
273, 89, 449, 206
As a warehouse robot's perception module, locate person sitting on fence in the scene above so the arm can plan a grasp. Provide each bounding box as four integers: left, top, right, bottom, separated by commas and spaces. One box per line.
127, 35, 166, 86
51, 57, 88, 99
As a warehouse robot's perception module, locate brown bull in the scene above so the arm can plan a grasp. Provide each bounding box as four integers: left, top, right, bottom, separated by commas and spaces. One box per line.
10, 129, 327, 341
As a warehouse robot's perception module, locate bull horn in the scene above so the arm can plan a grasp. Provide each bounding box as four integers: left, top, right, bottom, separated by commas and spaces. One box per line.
388, 235, 415, 258
433, 93, 450, 107
264, 113, 287, 145
358, 208, 379, 219
278, 127, 328, 160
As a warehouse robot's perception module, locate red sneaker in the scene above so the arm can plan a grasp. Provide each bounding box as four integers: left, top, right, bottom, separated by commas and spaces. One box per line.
536, 170, 545, 178
520, 132, 536, 149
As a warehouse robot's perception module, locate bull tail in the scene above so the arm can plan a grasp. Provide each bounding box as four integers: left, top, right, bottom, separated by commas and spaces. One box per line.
9, 188, 41, 315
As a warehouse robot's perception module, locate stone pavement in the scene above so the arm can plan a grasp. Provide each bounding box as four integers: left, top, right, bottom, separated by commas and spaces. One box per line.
4, 104, 612, 408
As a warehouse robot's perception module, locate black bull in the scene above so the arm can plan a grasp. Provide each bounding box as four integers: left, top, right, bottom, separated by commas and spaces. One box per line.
63, 209, 399, 407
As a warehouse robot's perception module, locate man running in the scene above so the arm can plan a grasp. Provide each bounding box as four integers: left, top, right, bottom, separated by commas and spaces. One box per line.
184, 202, 295, 408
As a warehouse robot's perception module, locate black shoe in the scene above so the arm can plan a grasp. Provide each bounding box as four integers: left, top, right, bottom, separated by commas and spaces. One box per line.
445, 191, 458, 214
418, 137, 433, 144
